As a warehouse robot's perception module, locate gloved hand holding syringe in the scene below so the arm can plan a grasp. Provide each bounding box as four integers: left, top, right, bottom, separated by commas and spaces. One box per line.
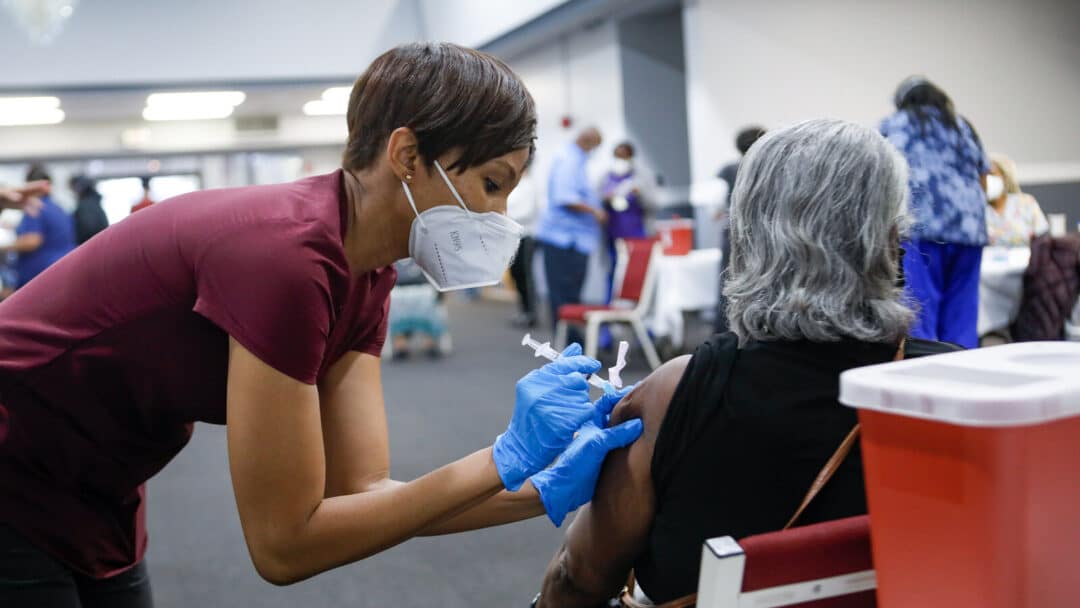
521, 333, 629, 390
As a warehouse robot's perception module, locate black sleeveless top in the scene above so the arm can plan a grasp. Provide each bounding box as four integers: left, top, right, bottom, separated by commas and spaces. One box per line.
634, 333, 956, 602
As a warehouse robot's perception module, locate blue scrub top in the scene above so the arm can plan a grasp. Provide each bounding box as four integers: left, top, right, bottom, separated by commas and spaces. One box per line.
15, 194, 75, 287
535, 142, 602, 255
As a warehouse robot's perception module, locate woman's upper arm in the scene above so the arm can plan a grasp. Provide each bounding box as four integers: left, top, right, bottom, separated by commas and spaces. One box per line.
226, 337, 326, 576
542, 356, 690, 601
318, 351, 395, 496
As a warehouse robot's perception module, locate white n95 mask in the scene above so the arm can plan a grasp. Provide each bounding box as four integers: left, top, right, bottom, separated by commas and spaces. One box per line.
403, 160, 524, 292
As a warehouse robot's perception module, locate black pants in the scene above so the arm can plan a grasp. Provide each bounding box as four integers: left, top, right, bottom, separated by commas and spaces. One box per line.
508, 236, 536, 320
541, 242, 589, 343
0, 526, 153, 608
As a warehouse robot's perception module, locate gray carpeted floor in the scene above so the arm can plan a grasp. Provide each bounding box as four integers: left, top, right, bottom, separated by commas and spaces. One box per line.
146, 297, 652, 607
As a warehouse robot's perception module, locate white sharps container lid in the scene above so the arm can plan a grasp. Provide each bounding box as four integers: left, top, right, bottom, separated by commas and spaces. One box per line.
839, 342, 1080, 427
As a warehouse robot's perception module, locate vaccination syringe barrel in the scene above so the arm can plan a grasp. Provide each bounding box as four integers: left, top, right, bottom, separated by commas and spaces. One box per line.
521, 333, 618, 390
839, 342, 1080, 608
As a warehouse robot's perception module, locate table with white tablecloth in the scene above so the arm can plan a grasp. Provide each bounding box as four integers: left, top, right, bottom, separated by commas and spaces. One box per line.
978, 247, 1030, 336
647, 248, 722, 347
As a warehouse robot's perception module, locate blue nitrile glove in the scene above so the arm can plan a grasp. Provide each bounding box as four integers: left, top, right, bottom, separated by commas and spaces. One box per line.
531, 418, 644, 526
493, 343, 602, 491
592, 383, 636, 429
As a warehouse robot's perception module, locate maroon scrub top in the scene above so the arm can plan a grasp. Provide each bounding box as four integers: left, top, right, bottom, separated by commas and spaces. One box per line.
0, 170, 396, 578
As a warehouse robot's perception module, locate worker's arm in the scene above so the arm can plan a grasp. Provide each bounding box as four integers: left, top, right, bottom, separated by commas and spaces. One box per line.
564, 203, 607, 224
538, 356, 690, 607
229, 338, 604, 585
0, 181, 47, 213
0, 232, 43, 253
228, 339, 507, 585
549, 159, 606, 223
316, 351, 546, 533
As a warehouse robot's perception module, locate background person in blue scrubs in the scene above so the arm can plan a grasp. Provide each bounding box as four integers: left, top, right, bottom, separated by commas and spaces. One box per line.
535, 127, 606, 340
1, 166, 75, 288
881, 77, 990, 348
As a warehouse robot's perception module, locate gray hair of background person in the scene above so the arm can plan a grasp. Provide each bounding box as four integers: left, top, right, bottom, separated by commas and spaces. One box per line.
724, 118, 913, 345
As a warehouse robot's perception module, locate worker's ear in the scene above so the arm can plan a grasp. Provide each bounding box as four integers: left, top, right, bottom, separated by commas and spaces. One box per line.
386, 128, 422, 182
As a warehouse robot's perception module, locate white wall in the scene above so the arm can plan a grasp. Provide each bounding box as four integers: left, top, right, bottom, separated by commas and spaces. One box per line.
419, 0, 570, 48
682, 0, 1080, 184
508, 21, 628, 198
506, 21, 628, 305
1, 0, 421, 88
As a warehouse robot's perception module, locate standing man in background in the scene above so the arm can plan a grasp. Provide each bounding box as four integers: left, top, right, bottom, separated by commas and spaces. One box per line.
507, 166, 540, 328
1, 165, 75, 288
70, 175, 110, 245
130, 177, 155, 213
535, 127, 606, 343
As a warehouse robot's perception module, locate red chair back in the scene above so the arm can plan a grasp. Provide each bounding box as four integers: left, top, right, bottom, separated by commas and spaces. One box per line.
616, 237, 659, 302
739, 515, 875, 607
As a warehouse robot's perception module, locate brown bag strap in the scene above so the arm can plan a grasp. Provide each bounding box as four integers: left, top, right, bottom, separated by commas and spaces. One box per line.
783, 424, 861, 530
619, 340, 905, 608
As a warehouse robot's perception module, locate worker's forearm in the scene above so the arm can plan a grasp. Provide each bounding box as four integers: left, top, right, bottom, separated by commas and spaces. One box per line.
10, 242, 40, 253
266, 447, 503, 584
564, 202, 594, 215
10, 235, 43, 253
418, 480, 544, 536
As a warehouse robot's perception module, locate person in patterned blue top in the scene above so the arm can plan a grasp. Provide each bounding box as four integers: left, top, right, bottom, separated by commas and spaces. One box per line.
880, 76, 990, 348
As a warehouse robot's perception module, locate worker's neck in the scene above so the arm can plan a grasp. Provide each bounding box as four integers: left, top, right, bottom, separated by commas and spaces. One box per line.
341, 168, 410, 275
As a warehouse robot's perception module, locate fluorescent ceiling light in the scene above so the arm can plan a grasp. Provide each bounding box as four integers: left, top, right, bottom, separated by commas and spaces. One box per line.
143, 105, 236, 121
145, 91, 246, 108
0, 96, 66, 126
302, 86, 351, 116
302, 99, 345, 116
142, 90, 245, 121
320, 86, 351, 104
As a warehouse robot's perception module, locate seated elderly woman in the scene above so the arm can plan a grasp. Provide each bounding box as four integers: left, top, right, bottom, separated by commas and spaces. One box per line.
534, 119, 956, 607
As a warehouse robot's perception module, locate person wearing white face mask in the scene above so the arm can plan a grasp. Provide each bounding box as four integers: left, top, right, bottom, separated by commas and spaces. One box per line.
0, 43, 643, 606
985, 154, 1049, 247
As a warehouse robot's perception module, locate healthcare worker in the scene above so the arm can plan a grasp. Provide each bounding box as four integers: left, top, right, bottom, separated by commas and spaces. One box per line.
880, 76, 990, 348
0, 42, 643, 607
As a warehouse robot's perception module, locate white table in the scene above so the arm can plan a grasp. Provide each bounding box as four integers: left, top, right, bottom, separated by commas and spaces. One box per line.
978, 246, 1030, 336
648, 248, 722, 347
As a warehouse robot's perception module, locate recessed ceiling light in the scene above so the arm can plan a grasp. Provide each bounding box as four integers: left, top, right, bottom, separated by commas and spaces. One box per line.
142, 91, 245, 121
302, 86, 351, 116
0, 96, 65, 126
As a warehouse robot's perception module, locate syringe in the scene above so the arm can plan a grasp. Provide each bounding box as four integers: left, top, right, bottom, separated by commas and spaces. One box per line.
521, 333, 618, 390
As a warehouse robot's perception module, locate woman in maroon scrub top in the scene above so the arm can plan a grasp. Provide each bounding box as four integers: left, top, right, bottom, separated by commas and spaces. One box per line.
0, 43, 642, 607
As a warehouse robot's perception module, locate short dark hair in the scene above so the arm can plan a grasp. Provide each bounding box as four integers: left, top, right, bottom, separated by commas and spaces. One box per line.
735, 126, 766, 155
614, 141, 635, 157
343, 42, 537, 173
894, 76, 958, 130
70, 174, 94, 194
26, 164, 51, 183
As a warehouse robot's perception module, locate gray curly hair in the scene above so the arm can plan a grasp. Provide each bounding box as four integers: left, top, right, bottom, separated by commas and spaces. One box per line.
724, 118, 913, 345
